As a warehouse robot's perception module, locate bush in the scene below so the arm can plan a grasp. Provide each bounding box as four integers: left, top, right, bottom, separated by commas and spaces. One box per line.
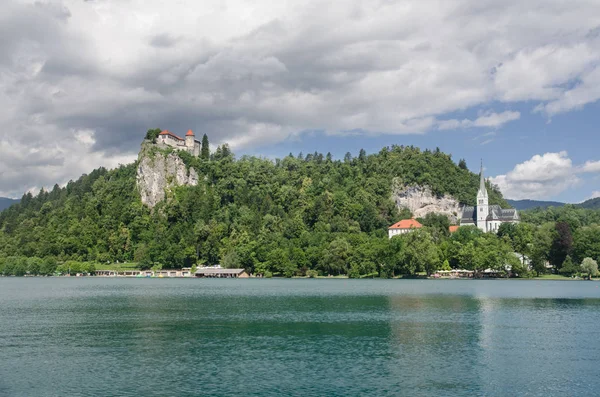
306, 270, 318, 278
264, 271, 273, 278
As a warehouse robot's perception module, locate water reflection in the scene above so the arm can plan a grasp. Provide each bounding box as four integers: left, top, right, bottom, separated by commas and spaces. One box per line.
2, 279, 600, 396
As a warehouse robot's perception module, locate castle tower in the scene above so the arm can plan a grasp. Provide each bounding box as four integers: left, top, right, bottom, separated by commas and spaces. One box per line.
185, 129, 195, 152
476, 160, 489, 232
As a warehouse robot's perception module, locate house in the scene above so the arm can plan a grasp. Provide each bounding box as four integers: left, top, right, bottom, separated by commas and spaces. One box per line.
388, 219, 422, 238
449, 225, 459, 233
460, 161, 520, 233
194, 268, 249, 278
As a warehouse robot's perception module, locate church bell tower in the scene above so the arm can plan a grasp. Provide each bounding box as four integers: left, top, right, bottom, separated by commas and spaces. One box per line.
476, 160, 489, 232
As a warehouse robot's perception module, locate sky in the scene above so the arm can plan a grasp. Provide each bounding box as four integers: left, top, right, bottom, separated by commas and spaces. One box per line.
1, 0, 600, 202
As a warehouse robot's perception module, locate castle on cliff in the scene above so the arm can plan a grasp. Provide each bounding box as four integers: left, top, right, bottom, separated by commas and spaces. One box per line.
460, 162, 519, 232
157, 129, 200, 156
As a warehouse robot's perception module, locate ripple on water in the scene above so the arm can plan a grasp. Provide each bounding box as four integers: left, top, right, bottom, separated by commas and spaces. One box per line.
1, 278, 599, 396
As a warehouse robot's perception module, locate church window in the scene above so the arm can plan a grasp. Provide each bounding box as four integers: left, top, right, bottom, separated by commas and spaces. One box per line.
479, 200, 483, 204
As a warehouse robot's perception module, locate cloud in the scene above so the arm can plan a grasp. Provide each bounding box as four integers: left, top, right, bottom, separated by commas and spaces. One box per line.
491, 151, 600, 199
590, 191, 600, 200
2, 0, 600, 196
437, 111, 520, 130
581, 160, 600, 173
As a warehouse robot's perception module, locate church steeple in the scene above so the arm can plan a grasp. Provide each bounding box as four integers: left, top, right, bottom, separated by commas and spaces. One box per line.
478, 159, 488, 198
476, 160, 489, 231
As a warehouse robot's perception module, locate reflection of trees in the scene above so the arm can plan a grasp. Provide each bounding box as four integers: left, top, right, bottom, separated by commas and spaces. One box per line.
386, 294, 486, 393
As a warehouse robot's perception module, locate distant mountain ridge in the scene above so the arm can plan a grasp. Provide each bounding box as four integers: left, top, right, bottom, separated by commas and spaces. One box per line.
507, 199, 565, 210
0, 197, 19, 212
507, 198, 600, 211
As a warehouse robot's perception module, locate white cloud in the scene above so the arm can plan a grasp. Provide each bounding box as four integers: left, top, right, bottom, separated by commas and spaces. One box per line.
437, 111, 520, 130
491, 151, 600, 199
2, 0, 600, 195
581, 160, 600, 173
589, 191, 600, 200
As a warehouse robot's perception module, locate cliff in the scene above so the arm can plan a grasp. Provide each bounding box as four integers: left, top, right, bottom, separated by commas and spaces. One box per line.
391, 180, 461, 222
136, 145, 199, 208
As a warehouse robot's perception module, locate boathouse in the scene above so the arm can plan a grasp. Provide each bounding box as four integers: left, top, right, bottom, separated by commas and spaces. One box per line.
194, 268, 249, 278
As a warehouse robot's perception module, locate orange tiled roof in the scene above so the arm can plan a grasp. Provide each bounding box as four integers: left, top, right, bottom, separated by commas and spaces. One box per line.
449, 225, 459, 233
186, 129, 194, 136
388, 219, 422, 230
159, 130, 184, 141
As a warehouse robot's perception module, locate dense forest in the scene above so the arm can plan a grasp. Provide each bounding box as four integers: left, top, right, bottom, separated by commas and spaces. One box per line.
0, 131, 598, 278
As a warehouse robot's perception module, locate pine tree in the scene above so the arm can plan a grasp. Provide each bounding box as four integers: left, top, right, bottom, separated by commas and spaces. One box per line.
201, 134, 210, 159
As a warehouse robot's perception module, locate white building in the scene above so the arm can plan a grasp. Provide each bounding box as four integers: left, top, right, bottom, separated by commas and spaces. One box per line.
388, 219, 423, 238
157, 129, 201, 156
460, 162, 519, 232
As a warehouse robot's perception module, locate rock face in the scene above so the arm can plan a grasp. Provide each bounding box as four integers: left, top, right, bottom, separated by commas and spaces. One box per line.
391, 182, 461, 222
136, 148, 199, 208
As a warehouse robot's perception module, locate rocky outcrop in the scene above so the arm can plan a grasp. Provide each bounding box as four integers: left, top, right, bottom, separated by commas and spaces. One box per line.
391, 180, 461, 222
136, 147, 199, 208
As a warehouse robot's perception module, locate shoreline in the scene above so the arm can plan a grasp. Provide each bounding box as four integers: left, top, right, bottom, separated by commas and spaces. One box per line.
0, 275, 595, 281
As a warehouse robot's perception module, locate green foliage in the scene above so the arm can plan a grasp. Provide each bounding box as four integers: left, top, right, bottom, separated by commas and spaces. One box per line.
201, 134, 210, 160
0, 139, 526, 277
145, 128, 162, 143
558, 255, 578, 276
580, 257, 598, 278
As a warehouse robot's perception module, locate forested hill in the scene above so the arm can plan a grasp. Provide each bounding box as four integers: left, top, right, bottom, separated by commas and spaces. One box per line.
581, 198, 600, 210
507, 198, 600, 211
507, 199, 565, 211
0, 198, 19, 212
0, 142, 507, 271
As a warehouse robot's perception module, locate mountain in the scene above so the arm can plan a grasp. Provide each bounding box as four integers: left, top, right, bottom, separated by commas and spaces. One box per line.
580, 197, 600, 210
0, 197, 19, 212
507, 198, 600, 211
0, 139, 508, 271
507, 199, 565, 211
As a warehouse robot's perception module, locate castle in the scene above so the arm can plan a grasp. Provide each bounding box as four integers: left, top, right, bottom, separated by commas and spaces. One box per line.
460, 162, 520, 232
157, 129, 201, 156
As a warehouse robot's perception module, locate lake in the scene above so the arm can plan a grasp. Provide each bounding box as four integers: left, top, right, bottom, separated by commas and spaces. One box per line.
1, 278, 599, 396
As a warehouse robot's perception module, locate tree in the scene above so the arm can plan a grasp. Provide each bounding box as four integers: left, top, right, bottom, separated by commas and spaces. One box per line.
400, 229, 440, 276
458, 159, 468, 170
558, 255, 578, 276
550, 222, 573, 270
321, 238, 352, 276
145, 128, 161, 143
421, 213, 450, 241
513, 223, 534, 263
201, 134, 210, 159
580, 258, 598, 279
573, 225, 600, 264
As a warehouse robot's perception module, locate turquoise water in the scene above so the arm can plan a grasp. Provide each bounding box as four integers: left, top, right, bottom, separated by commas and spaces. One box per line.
1, 279, 600, 396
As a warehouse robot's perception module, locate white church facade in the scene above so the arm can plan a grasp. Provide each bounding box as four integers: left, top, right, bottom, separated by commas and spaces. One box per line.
460, 163, 520, 233
157, 129, 201, 156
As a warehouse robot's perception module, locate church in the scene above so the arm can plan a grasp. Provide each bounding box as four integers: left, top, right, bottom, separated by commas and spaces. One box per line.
460, 162, 519, 233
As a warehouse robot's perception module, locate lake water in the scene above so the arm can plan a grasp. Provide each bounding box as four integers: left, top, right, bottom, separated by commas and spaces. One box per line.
1, 278, 600, 396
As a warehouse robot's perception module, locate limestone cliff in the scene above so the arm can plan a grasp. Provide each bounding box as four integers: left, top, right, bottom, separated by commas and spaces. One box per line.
391, 179, 461, 222
136, 145, 199, 208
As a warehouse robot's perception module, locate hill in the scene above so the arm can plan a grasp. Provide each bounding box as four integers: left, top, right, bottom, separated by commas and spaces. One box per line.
580, 197, 600, 210
0, 198, 19, 212
0, 138, 508, 274
507, 199, 565, 211
507, 197, 600, 211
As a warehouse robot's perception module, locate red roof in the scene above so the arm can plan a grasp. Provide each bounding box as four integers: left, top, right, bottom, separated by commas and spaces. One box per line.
388, 219, 422, 230
186, 129, 194, 136
159, 130, 184, 141
449, 225, 459, 233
